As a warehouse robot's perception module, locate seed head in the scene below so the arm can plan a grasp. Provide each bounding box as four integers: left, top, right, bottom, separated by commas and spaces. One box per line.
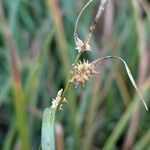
70, 60, 97, 87
75, 35, 91, 53
51, 89, 67, 110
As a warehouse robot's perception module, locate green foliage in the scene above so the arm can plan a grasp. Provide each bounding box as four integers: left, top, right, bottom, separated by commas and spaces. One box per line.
41, 108, 56, 150
0, 0, 149, 149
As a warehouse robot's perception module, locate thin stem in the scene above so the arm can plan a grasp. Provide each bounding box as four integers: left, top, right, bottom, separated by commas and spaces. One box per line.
85, 0, 108, 43
92, 55, 148, 110
57, 0, 109, 111
57, 52, 82, 111
74, 0, 93, 41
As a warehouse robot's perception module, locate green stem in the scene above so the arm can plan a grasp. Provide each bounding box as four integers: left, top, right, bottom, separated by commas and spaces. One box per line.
57, 52, 82, 111
56, 0, 100, 111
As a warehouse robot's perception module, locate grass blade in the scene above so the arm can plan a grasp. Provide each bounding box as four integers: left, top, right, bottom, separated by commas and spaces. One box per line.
133, 130, 150, 150
102, 88, 149, 150
41, 107, 56, 150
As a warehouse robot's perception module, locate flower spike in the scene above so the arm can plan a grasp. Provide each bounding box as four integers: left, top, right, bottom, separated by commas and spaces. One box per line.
51, 89, 68, 110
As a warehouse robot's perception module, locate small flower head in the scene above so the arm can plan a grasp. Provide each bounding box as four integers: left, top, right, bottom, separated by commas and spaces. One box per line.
51, 89, 67, 110
75, 35, 91, 53
70, 60, 97, 87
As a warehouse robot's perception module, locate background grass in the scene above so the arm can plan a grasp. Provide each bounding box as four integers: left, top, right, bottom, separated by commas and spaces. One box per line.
0, 0, 150, 149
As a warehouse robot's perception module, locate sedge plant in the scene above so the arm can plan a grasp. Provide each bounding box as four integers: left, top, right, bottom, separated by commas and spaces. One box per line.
41, 0, 148, 149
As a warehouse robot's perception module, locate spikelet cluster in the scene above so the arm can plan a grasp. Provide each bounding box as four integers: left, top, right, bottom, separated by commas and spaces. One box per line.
51, 89, 67, 110
70, 60, 96, 86
75, 35, 91, 53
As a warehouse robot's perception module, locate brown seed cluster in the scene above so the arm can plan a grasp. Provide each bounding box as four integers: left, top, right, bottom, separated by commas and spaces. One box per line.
70, 60, 96, 86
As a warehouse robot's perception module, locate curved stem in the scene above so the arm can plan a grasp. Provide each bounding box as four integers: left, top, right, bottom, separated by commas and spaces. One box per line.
73, 0, 93, 41
93, 55, 148, 110
57, 0, 109, 111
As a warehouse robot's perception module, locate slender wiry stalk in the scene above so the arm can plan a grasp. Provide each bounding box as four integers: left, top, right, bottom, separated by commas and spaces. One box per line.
103, 79, 150, 150
73, 0, 93, 41
91, 56, 148, 110
85, 0, 108, 43
57, 0, 108, 111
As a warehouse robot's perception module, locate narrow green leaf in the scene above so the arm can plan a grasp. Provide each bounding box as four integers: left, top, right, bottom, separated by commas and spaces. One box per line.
102, 89, 148, 150
102, 98, 137, 150
133, 130, 150, 150
2, 123, 16, 150
41, 107, 56, 150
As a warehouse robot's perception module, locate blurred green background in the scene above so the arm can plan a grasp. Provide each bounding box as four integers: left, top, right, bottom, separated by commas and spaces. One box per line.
0, 0, 150, 149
